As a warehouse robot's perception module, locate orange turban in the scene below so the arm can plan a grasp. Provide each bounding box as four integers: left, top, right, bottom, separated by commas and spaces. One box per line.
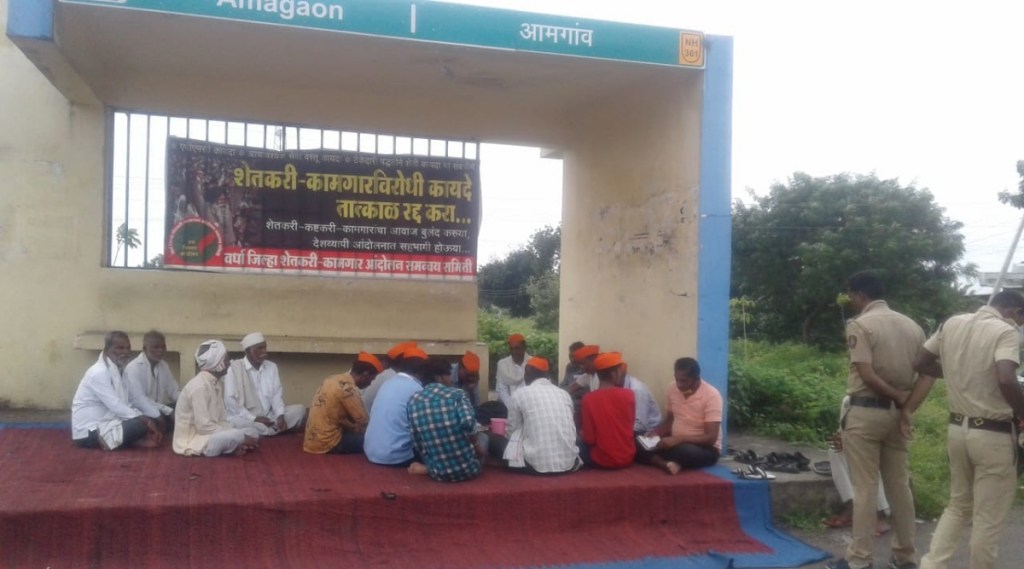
526, 356, 549, 372
356, 352, 383, 374
461, 351, 480, 373
387, 341, 417, 360
572, 344, 600, 362
593, 352, 625, 372
402, 347, 429, 361
507, 333, 526, 345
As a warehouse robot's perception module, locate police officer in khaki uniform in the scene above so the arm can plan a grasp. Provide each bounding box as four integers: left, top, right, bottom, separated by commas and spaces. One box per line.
906, 290, 1024, 569
827, 272, 925, 569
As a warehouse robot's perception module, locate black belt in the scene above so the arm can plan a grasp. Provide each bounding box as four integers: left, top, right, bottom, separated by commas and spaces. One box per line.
849, 396, 894, 410
949, 413, 1013, 434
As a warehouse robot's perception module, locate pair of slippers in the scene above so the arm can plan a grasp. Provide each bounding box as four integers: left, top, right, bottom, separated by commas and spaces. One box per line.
731, 464, 776, 481
762, 451, 811, 473
733, 449, 811, 473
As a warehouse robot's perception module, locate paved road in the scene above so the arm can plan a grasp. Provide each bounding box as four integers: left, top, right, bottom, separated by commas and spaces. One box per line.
786, 501, 1024, 568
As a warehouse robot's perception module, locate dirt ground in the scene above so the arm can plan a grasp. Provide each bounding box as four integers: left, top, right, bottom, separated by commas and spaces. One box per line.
786, 501, 1024, 568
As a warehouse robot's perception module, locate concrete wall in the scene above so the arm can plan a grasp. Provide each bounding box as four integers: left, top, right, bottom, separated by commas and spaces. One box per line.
0, 2, 478, 408
560, 71, 704, 405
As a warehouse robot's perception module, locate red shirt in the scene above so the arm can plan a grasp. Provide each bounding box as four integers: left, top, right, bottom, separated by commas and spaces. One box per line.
581, 387, 636, 468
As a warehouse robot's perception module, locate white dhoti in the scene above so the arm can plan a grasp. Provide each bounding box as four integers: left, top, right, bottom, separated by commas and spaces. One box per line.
203, 428, 260, 456
228, 404, 304, 436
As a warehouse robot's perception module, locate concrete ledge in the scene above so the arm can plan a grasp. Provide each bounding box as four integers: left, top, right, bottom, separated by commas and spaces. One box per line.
74, 331, 483, 357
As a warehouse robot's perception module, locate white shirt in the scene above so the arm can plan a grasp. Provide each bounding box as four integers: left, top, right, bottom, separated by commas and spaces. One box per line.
123, 353, 179, 417
625, 375, 663, 432
224, 357, 286, 422
504, 378, 579, 473
575, 373, 661, 432
495, 354, 530, 408
71, 353, 142, 440
361, 368, 396, 413
174, 371, 233, 456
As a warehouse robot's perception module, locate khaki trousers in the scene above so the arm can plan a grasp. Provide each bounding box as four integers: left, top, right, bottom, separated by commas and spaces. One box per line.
842, 405, 916, 568
920, 423, 1016, 569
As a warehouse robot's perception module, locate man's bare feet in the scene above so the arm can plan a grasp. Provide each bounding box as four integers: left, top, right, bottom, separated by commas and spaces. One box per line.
407, 462, 428, 475
664, 461, 682, 475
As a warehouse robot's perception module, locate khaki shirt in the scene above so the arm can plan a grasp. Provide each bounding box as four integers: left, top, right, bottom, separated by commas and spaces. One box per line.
846, 300, 925, 396
923, 305, 1020, 421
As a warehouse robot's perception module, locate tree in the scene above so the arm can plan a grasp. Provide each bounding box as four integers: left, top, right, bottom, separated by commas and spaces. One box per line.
732, 172, 974, 345
996, 160, 1024, 209
477, 225, 560, 317
113, 223, 141, 266
527, 271, 560, 331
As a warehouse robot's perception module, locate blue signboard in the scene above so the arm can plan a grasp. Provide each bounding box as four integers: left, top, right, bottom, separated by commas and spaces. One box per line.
58, 0, 705, 68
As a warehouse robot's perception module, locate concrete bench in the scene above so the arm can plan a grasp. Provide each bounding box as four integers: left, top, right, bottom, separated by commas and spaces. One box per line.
74, 331, 489, 403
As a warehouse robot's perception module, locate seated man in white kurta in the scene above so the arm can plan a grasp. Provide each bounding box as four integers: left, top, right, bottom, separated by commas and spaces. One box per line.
174, 340, 260, 457
495, 333, 530, 408
224, 332, 306, 436
71, 330, 162, 450
123, 330, 180, 433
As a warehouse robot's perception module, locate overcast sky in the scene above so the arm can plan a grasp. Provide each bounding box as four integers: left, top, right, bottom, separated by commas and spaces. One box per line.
464, 0, 1024, 276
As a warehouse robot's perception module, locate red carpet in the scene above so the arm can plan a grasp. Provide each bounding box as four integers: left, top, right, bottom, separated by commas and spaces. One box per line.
0, 428, 768, 568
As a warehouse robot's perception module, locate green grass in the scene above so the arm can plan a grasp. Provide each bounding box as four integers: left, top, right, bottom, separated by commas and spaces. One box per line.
728, 341, 848, 443
781, 507, 832, 532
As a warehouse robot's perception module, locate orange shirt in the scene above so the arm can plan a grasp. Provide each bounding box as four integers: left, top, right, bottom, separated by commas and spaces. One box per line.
303, 373, 368, 454
666, 381, 723, 450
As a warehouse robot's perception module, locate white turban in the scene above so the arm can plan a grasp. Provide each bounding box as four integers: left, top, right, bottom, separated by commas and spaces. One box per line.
241, 332, 266, 350
195, 340, 229, 373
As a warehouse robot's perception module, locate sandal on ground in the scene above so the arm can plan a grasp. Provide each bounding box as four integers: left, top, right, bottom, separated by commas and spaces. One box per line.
812, 461, 832, 476
791, 451, 811, 471
763, 461, 801, 474
734, 450, 762, 465
735, 465, 775, 481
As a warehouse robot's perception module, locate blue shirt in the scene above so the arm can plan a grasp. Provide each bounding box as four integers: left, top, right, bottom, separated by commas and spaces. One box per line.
364, 372, 422, 465
408, 383, 480, 482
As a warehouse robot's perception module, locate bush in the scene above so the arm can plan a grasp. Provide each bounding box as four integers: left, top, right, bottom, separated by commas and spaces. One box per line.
728, 341, 847, 443
477, 309, 558, 387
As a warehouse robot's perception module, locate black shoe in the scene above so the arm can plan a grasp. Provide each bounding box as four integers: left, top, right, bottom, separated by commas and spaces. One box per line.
825, 559, 873, 569
887, 557, 917, 569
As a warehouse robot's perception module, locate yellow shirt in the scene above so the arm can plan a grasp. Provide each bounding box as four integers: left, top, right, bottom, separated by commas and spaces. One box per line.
846, 300, 925, 396
923, 305, 1021, 421
303, 373, 369, 454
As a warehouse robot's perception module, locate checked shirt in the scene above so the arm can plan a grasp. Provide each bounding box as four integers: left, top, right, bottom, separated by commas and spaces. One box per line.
408, 383, 481, 482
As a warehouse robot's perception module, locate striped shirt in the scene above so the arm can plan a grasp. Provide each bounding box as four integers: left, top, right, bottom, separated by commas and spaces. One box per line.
408, 383, 481, 482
